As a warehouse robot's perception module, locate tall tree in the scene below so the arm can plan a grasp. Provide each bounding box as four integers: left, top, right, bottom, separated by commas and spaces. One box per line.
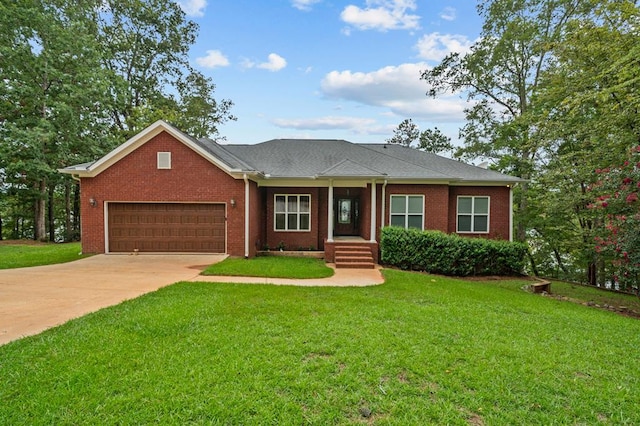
387, 118, 419, 147
0, 0, 112, 241
526, 1, 640, 284
421, 0, 594, 242
94, 0, 235, 141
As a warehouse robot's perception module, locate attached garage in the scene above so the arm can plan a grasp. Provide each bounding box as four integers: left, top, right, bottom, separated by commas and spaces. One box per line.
107, 203, 226, 253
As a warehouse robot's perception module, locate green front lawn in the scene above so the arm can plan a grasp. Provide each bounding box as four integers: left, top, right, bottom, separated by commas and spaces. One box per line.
1, 270, 639, 424
0, 242, 86, 269
202, 255, 334, 279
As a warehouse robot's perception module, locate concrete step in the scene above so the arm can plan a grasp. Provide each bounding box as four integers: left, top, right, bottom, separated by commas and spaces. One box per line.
335, 255, 374, 263
335, 261, 376, 269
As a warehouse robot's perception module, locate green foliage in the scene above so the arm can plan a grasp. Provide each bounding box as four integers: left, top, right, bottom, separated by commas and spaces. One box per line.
2, 272, 640, 424
380, 227, 528, 276
386, 118, 419, 147
202, 256, 334, 279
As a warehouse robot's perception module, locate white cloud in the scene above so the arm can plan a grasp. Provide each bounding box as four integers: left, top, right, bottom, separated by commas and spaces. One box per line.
320, 62, 467, 121
271, 116, 391, 135
439, 7, 456, 21
340, 0, 420, 32
291, 0, 321, 11
258, 53, 287, 72
176, 0, 207, 17
195, 50, 230, 68
415, 32, 474, 62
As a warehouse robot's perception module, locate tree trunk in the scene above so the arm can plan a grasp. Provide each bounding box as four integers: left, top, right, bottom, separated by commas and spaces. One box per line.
48, 183, 55, 242
34, 180, 47, 241
0, 213, 3, 240
64, 180, 72, 242
527, 250, 539, 277
587, 260, 597, 287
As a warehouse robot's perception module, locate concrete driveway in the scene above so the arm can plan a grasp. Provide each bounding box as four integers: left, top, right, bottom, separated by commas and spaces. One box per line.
0, 254, 225, 345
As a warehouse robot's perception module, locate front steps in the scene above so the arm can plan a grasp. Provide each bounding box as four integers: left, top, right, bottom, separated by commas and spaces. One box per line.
334, 244, 376, 269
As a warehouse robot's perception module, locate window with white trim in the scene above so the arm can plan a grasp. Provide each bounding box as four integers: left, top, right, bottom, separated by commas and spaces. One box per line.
157, 152, 171, 169
390, 195, 424, 230
274, 194, 311, 231
457, 196, 489, 233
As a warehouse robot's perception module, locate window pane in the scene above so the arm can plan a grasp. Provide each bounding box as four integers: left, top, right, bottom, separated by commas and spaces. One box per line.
408, 196, 423, 214
299, 196, 310, 212
390, 196, 406, 214
300, 213, 310, 230
288, 196, 298, 212
474, 197, 489, 214
288, 213, 298, 230
275, 196, 286, 213
458, 197, 472, 214
390, 215, 405, 227
474, 216, 488, 232
338, 199, 351, 224
275, 213, 286, 230
458, 215, 471, 232
407, 215, 423, 229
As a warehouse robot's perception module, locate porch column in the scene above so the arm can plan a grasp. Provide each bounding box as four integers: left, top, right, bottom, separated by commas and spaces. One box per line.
370, 179, 377, 243
327, 180, 334, 242
244, 174, 250, 258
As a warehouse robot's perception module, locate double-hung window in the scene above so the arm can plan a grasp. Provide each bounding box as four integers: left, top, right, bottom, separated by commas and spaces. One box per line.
457, 196, 489, 233
275, 195, 310, 231
390, 195, 424, 230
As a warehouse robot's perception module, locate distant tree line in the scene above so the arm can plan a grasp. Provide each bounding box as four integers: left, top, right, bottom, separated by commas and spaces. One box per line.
0, 0, 235, 242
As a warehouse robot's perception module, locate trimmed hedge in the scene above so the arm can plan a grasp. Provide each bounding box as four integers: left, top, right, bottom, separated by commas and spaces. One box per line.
380, 227, 528, 276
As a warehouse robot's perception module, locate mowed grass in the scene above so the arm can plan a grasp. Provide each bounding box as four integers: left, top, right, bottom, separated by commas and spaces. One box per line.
1, 270, 639, 425
0, 242, 86, 269
202, 255, 334, 279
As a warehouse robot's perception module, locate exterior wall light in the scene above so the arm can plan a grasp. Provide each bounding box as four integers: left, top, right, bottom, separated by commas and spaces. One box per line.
89, 197, 97, 207
230, 199, 236, 208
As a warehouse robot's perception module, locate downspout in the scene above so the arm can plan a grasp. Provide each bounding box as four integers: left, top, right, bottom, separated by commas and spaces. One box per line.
509, 185, 513, 242
380, 179, 388, 231
244, 174, 250, 258
327, 179, 334, 242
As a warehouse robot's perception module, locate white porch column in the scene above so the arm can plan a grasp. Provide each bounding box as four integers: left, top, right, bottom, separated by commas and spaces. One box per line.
327, 180, 334, 242
244, 174, 250, 258
370, 179, 377, 243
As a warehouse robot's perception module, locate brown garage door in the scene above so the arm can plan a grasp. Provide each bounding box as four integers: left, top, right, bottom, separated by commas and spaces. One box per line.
108, 203, 226, 253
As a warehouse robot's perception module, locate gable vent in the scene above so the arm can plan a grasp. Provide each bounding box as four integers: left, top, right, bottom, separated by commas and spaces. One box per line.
157, 152, 171, 169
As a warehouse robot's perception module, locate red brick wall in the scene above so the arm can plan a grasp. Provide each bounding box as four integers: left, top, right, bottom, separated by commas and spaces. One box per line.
383, 184, 450, 234
448, 186, 511, 240
80, 131, 248, 255
264, 187, 321, 251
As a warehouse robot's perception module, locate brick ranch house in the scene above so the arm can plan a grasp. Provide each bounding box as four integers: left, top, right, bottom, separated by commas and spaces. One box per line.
60, 120, 523, 266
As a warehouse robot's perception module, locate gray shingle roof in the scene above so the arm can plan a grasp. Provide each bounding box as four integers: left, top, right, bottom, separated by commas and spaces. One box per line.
219, 139, 523, 183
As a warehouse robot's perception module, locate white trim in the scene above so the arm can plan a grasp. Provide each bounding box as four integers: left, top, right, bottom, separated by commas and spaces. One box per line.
244, 174, 250, 258
104, 201, 228, 254
327, 181, 334, 242
380, 179, 388, 230
370, 180, 377, 242
456, 195, 490, 234
273, 194, 311, 232
389, 194, 425, 230
65, 120, 244, 178
157, 152, 171, 169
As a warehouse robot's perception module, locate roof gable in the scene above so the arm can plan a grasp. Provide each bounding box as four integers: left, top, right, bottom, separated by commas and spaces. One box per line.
318, 159, 386, 178
59, 120, 254, 178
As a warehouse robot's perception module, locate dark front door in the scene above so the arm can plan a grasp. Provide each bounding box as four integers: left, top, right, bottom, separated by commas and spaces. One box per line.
334, 197, 359, 236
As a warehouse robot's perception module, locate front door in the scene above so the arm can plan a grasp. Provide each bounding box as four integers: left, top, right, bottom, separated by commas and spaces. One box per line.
334, 197, 359, 236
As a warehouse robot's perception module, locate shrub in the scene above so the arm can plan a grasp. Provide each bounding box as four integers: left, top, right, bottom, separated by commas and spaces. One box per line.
380, 227, 528, 276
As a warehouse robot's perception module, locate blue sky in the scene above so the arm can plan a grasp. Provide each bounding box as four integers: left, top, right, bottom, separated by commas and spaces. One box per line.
176, 0, 481, 146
